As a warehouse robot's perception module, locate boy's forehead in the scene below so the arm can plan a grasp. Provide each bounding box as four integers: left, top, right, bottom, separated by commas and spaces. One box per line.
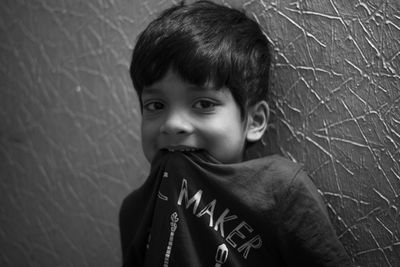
142, 77, 226, 96
148, 68, 218, 88
141, 86, 233, 104
143, 83, 218, 93
139, 68, 236, 101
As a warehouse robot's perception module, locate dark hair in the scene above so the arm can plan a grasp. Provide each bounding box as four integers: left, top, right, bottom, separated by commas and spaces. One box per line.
130, 0, 271, 115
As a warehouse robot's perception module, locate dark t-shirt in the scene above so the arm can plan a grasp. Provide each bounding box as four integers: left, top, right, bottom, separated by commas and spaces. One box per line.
120, 150, 351, 266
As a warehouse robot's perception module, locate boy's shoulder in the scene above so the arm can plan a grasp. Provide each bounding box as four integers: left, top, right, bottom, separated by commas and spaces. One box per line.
243, 154, 319, 202
247, 154, 306, 184
120, 178, 153, 213
119, 186, 144, 226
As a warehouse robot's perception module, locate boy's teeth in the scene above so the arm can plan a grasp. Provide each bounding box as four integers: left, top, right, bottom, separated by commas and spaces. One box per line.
167, 148, 197, 152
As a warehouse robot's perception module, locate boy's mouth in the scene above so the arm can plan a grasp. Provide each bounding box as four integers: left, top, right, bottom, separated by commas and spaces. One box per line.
162, 146, 201, 152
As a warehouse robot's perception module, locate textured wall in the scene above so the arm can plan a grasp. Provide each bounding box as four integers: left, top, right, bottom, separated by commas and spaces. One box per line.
260, 1, 400, 266
0, 1, 151, 266
0, 0, 399, 267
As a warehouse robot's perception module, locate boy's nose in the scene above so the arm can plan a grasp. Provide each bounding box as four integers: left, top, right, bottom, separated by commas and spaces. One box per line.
160, 111, 193, 135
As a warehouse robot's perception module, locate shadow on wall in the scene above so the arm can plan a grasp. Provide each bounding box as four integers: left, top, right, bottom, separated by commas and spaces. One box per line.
0, 0, 399, 266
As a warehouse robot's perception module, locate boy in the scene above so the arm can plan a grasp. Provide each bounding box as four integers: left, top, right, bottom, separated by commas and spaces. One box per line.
120, 1, 351, 266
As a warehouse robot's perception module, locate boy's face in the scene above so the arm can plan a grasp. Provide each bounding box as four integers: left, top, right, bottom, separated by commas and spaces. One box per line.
140, 68, 251, 164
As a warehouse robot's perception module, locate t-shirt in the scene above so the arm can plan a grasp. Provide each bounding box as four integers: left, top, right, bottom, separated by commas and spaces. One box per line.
119, 150, 351, 266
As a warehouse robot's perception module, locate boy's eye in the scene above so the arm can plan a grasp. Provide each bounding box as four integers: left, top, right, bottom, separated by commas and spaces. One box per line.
143, 101, 164, 112
193, 99, 217, 110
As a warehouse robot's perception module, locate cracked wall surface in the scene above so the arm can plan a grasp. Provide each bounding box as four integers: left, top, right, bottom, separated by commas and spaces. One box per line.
0, 0, 399, 266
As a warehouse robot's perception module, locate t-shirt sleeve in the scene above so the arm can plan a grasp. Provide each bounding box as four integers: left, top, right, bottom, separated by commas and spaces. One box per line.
275, 169, 352, 267
119, 189, 148, 266
119, 192, 138, 260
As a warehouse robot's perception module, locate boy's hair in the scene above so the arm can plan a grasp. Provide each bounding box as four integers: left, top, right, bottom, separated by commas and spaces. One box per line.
130, 0, 271, 115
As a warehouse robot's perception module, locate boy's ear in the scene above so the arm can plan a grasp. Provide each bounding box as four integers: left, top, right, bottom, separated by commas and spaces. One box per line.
246, 101, 270, 142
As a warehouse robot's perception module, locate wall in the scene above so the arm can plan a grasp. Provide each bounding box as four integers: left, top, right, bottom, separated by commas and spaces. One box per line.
0, 1, 151, 266
0, 0, 399, 266
261, 1, 400, 266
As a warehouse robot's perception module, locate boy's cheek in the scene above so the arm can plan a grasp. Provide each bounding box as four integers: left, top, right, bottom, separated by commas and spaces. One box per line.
141, 141, 155, 164
140, 128, 157, 163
